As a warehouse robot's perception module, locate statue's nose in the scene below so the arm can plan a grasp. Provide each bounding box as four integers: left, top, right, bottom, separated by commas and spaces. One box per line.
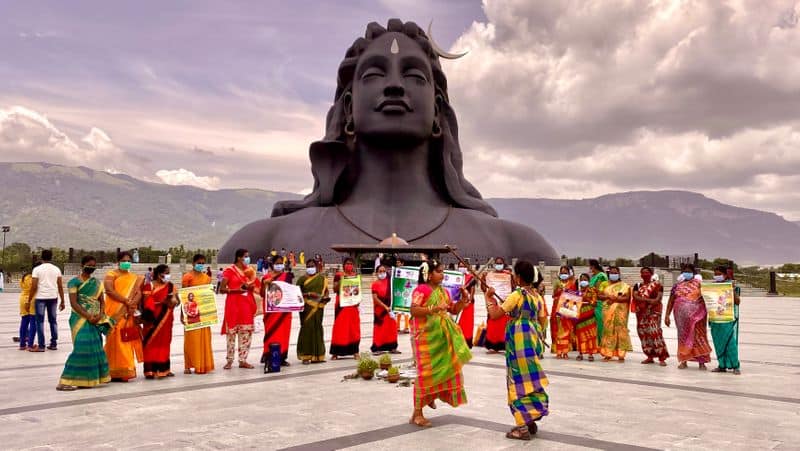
383, 72, 405, 97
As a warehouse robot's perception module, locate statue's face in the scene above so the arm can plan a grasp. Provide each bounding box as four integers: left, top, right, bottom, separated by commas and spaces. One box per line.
351, 32, 436, 142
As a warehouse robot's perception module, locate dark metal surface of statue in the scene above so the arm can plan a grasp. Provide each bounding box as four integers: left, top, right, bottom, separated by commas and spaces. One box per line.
219, 19, 558, 264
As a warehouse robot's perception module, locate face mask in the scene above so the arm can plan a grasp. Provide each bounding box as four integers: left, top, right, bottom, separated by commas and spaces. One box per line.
713, 275, 725, 282
306, 267, 317, 275
243, 256, 251, 265
494, 264, 504, 271
609, 274, 620, 282
377, 272, 387, 280
84, 266, 96, 275
119, 261, 132, 271
579, 280, 589, 288
162, 274, 171, 282
681, 272, 694, 281
458, 267, 467, 274
194, 264, 205, 272
274, 264, 285, 272
559, 274, 569, 281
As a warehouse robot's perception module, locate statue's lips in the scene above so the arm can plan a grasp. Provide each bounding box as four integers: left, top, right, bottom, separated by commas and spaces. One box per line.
375, 99, 412, 113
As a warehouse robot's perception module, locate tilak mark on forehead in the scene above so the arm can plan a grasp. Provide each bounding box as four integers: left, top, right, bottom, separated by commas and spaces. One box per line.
390, 38, 399, 54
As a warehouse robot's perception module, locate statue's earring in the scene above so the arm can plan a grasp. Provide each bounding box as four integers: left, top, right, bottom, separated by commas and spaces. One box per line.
431, 120, 442, 138
343, 91, 355, 136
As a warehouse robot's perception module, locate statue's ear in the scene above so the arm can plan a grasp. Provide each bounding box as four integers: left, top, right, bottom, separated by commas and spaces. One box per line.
309, 140, 350, 205
343, 91, 354, 121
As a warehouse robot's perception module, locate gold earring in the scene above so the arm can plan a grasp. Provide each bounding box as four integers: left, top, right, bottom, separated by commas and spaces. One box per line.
431, 120, 442, 138
344, 119, 355, 136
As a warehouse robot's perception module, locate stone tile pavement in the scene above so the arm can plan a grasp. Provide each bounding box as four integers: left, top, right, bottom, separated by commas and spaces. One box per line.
0, 291, 798, 450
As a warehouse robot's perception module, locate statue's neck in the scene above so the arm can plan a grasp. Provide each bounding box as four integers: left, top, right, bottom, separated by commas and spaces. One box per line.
343, 139, 446, 209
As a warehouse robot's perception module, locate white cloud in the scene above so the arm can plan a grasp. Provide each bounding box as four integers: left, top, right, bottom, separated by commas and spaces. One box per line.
445, 0, 800, 219
155, 168, 221, 190
0, 105, 123, 166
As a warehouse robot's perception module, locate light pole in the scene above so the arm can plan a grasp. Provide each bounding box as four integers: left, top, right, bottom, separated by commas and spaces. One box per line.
1, 226, 9, 267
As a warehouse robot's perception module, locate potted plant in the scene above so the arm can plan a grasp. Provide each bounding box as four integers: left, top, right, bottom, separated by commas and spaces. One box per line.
379, 353, 393, 370
386, 366, 400, 383
357, 354, 378, 380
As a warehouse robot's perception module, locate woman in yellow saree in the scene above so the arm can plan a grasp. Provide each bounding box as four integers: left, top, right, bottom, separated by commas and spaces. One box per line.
598, 266, 632, 362
103, 251, 143, 381
181, 254, 215, 374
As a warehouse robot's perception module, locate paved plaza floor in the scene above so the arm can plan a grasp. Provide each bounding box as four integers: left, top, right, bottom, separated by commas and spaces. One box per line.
0, 291, 798, 450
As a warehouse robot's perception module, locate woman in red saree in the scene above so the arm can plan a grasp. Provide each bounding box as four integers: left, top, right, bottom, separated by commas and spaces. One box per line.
260, 255, 294, 366
665, 264, 710, 370
633, 267, 669, 366
551, 265, 577, 359
220, 248, 259, 369
485, 257, 512, 354
456, 261, 476, 348
371, 265, 399, 354
575, 273, 599, 361
330, 257, 361, 359
141, 264, 178, 379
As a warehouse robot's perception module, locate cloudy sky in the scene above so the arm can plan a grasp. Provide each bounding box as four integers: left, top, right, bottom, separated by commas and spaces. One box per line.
2, 0, 799, 220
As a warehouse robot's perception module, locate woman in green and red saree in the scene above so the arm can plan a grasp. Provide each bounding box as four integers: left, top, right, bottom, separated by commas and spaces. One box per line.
330, 257, 361, 360
371, 265, 399, 354
665, 263, 711, 370
141, 264, 178, 379
575, 273, 599, 361
485, 260, 549, 441
260, 255, 294, 367
57, 256, 115, 391
296, 260, 329, 364
588, 259, 608, 345
409, 261, 472, 428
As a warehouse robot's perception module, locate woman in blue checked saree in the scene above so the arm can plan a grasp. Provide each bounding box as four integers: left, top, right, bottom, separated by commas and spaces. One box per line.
484, 260, 549, 441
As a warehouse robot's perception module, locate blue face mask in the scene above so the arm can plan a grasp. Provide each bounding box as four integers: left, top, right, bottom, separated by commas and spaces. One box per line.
306, 267, 317, 275
274, 264, 285, 272
713, 275, 725, 282
243, 256, 251, 265
681, 272, 694, 280
494, 264, 504, 271
194, 264, 205, 272
609, 274, 620, 282
559, 274, 569, 281
579, 280, 589, 288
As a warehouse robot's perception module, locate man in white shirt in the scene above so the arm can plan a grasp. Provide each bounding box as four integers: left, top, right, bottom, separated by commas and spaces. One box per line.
26, 249, 65, 351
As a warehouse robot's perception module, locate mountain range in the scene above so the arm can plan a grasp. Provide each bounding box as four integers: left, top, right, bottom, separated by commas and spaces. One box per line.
1, 162, 798, 264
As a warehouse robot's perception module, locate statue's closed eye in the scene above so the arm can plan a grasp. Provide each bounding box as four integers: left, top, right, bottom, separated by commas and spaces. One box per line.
361, 68, 385, 80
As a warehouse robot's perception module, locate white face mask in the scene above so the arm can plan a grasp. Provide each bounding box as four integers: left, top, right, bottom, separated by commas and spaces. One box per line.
377, 272, 387, 280
458, 267, 467, 274
162, 274, 171, 282
713, 275, 725, 282
306, 267, 317, 275
494, 264, 504, 271
274, 264, 285, 272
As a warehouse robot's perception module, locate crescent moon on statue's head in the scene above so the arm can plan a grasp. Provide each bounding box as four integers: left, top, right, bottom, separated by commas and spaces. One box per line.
427, 21, 468, 60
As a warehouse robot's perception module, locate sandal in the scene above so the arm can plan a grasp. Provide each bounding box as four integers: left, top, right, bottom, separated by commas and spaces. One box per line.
428, 400, 437, 410
641, 358, 655, 364
184, 369, 192, 374
505, 426, 531, 441
659, 360, 667, 367
56, 384, 77, 391
330, 355, 339, 361
239, 362, 254, 369
711, 367, 726, 373
588, 355, 594, 362
678, 362, 687, 369
733, 369, 741, 375
223, 361, 233, 370
409, 416, 432, 428
699, 363, 707, 371
576, 355, 583, 361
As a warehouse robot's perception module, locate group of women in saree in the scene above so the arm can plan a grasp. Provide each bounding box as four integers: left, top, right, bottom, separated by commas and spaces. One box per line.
546, 260, 741, 374
55, 252, 216, 390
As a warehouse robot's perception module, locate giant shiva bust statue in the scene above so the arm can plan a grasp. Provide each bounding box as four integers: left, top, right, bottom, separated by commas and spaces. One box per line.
219, 19, 558, 264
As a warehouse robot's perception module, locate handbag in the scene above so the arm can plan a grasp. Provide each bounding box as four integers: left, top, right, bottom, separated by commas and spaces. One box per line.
473, 322, 487, 347
120, 322, 141, 342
